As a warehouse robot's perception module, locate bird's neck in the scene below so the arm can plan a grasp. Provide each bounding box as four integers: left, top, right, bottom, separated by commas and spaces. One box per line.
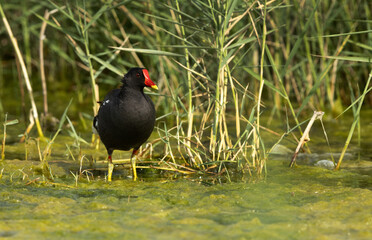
119, 86, 144, 97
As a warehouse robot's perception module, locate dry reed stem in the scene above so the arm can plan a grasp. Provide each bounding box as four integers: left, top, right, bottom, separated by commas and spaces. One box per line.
38, 8, 59, 115
111, 7, 144, 67
1, 114, 6, 161
289, 111, 324, 167
0, 4, 44, 139
20, 110, 34, 143
15, 57, 27, 123
39, 10, 50, 116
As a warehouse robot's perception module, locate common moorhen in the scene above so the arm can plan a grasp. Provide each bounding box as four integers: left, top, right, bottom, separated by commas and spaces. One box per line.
93, 68, 157, 181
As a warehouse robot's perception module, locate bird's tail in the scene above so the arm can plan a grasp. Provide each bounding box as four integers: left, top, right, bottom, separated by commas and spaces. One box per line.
92, 116, 99, 134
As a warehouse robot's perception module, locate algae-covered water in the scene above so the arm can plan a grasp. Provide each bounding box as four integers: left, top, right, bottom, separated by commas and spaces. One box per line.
1, 111, 372, 239
1, 160, 372, 239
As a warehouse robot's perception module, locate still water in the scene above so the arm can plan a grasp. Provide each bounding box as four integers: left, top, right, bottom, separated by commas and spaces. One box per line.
1, 111, 372, 239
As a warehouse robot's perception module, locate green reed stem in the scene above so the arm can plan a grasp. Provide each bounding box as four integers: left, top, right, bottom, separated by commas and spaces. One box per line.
175, 0, 195, 166
255, 0, 267, 173
336, 70, 372, 170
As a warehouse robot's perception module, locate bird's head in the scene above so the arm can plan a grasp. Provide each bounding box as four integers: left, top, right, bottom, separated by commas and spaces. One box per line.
121, 68, 158, 90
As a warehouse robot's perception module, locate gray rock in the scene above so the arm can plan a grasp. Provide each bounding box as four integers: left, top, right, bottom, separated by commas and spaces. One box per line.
314, 160, 335, 170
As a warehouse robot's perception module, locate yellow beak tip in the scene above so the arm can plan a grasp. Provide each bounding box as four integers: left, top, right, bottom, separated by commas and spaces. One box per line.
151, 85, 158, 90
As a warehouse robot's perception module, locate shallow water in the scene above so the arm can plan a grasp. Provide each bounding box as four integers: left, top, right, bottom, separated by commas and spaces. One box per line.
1, 110, 372, 239
1, 158, 372, 239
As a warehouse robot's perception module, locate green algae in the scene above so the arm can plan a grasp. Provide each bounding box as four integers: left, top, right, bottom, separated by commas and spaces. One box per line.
1, 159, 372, 240
1, 110, 372, 239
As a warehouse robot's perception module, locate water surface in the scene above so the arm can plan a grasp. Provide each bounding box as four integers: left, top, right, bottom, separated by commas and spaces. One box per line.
1, 111, 372, 239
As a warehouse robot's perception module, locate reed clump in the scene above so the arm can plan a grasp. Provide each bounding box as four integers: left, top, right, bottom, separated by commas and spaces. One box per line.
0, 0, 371, 178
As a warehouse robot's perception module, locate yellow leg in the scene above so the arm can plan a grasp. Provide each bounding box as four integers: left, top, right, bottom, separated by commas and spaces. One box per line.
131, 156, 137, 181
108, 162, 114, 182
107, 155, 114, 182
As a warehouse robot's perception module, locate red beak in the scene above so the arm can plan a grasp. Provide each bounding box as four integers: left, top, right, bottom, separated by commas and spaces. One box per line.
143, 69, 158, 90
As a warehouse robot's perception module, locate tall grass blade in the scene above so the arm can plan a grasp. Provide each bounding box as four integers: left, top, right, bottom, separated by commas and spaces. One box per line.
111, 47, 183, 57
336, 70, 372, 170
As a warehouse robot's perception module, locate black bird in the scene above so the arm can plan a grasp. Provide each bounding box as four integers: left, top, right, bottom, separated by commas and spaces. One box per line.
93, 68, 158, 181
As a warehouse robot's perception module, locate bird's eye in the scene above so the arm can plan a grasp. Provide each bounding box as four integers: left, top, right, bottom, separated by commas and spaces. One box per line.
136, 73, 140, 78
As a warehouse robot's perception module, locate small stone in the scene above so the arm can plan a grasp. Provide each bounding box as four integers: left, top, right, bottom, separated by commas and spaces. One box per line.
314, 160, 335, 170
